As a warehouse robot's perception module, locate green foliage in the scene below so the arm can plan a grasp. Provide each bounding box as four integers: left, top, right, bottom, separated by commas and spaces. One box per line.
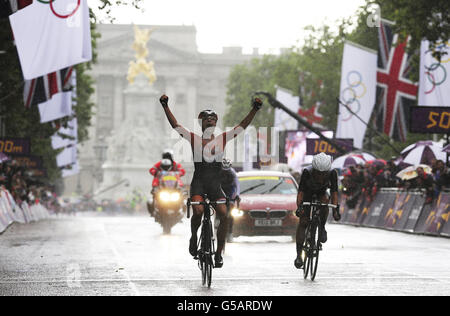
373, 0, 450, 62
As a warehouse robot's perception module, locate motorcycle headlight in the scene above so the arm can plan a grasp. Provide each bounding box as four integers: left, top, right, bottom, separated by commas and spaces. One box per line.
170, 192, 181, 202
231, 208, 244, 218
159, 191, 171, 202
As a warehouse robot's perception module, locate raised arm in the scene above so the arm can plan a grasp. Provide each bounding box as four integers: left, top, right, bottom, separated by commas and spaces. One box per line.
159, 95, 192, 141
224, 98, 263, 142
159, 95, 180, 129
237, 98, 262, 129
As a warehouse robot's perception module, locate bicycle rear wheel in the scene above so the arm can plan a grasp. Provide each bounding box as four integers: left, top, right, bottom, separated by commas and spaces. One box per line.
309, 221, 320, 281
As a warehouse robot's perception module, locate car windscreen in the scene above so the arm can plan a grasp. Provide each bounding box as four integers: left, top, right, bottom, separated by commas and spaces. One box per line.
239, 176, 297, 195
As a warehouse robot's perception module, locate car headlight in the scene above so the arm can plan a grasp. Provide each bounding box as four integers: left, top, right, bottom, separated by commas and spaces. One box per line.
170, 192, 181, 202
231, 208, 244, 217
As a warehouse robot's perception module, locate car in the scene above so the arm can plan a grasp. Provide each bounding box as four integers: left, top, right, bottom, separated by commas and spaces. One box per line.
229, 170, 299, 240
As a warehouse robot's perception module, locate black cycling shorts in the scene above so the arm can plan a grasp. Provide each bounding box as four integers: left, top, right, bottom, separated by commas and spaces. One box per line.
190, 172, 226, 201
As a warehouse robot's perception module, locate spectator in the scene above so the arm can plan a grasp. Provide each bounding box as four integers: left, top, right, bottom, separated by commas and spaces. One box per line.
413, 167, 434, 203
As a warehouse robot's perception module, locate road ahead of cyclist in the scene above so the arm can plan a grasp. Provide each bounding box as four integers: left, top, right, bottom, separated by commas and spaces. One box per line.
0, 213, 449, 296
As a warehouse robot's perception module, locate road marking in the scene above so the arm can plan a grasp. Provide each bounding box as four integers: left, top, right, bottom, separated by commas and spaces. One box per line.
100, 223, 141, 296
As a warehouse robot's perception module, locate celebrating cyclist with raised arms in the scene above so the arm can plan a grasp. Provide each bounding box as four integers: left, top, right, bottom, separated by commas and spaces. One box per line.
295, 152, 341, 269
159, 94, 262, 268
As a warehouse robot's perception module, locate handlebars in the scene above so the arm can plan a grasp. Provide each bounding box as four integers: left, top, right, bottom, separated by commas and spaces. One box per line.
302, 202, 338, 209
186, 198, 230, 219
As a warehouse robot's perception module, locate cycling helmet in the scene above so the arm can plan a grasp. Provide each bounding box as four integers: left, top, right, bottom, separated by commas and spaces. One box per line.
312, 152, 332, 172
161, 159, 173, 171
222, 158, 232, 170
198, 109, 218, 121
162, 149, 174, 161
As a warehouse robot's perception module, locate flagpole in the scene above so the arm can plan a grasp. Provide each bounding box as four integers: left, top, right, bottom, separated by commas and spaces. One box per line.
255, 91, 351, 155
336, 98, 402, 155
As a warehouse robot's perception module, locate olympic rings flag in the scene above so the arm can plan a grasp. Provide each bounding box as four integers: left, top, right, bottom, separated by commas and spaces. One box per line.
337, 42, 378, 149
418, 40, 450, 107
9, 0, 92, 80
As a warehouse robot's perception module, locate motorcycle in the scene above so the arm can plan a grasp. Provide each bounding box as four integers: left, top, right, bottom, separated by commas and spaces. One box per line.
151, 170, 185, 234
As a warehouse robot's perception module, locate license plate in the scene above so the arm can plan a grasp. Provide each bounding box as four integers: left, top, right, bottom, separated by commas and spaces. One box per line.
254, 219, 282, 227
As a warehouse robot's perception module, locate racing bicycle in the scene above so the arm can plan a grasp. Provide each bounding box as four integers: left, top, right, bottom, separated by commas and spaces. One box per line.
187, 195, 230, 288
301, 200, 338, 281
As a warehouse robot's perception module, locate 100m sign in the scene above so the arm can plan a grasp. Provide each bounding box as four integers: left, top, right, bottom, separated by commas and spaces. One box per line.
306, 138, 354, 156
313, 140, 337, 155
0, 140, 24, 154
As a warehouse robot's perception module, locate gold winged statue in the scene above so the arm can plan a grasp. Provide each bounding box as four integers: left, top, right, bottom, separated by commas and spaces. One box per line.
127, 25, 157, 85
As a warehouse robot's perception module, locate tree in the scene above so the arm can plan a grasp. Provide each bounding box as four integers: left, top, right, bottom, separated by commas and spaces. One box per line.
373, 0, 450, 62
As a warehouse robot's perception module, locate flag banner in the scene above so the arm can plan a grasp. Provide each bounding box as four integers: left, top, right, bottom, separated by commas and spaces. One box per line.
298, 102, 324, 129
56, 145, 76, 167
375, 19, 418, 142
418, 40, 450, 107
23, 66, 73, 108
275, 87, 300, 131
9, 0, 91, 80
38, 91, 72, 123
51, 118, 77, 149
62, 161, 79, 177
337, 41, 378, 149
0, 137, 30, 155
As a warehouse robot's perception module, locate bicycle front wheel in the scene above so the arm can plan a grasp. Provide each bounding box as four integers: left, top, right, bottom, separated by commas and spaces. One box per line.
302, 226, 311, 279
200, 222, 213, 287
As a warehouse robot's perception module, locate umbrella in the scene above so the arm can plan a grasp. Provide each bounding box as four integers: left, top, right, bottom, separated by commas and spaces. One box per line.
331, 154, 366, 169
350, 152, 377, 161
443, 144, 450, 153
401, 141, 445, 165
396, 164, 432, 181
0, 152, 10, 163
366, 159, 387, 167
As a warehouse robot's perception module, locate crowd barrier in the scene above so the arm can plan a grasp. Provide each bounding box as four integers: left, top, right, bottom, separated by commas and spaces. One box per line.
0, 189, 51, 234
330, 188, 450, 238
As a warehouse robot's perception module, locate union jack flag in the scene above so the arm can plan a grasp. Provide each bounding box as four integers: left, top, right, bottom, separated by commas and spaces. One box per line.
23, 66, 73, 108
375, 19, 418, 142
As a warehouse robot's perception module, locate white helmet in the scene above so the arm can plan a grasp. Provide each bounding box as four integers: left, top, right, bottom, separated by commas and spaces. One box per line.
312, 152, 332, 172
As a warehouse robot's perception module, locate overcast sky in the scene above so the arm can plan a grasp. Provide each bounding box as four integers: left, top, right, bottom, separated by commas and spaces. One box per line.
90, 0, 367, 54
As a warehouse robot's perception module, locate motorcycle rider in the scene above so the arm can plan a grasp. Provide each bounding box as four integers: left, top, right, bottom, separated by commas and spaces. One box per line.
148, 151, 185, 216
